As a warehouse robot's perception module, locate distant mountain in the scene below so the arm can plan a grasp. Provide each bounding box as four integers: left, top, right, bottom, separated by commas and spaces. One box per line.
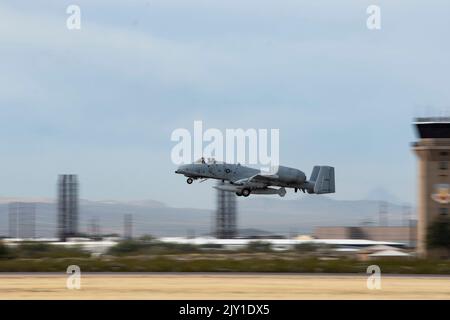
0, 197, 53, 204
364, 187, 402, 204
237, 196, 412, 234
0, 196, 414, 238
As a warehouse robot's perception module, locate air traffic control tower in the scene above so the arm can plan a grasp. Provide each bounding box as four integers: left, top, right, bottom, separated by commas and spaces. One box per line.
412, 117, 450, 257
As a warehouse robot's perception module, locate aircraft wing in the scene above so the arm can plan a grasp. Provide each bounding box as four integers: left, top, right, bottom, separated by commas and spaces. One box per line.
233, 174, 279, 186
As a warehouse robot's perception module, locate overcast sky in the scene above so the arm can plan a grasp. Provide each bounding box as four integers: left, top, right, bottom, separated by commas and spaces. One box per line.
1, 1, 450, 209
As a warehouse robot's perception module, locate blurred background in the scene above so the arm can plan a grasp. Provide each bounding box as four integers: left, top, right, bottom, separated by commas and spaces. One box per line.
0, 1, 449, 272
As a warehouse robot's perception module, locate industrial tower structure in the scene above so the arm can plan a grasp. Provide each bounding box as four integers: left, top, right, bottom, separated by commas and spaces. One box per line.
57, 174, 79, 241
8, 202, 36, 239
412, 117, 450, 257
216, 181, 237, 238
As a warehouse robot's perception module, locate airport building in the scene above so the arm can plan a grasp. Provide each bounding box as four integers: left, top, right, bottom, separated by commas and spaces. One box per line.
314, 226, 416, 247
412, 117, 450, 257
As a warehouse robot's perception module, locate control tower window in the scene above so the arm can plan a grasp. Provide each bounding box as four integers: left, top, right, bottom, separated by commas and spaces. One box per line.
439, 161, 448, 170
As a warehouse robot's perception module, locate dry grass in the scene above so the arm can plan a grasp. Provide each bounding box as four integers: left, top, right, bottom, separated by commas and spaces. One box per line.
0, 273, 449, 300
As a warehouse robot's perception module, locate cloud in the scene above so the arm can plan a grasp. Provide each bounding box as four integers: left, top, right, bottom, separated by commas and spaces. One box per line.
0, 1, 449, 207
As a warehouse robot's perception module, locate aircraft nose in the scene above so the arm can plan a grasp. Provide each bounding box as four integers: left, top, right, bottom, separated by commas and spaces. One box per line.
175, 165, 188, 174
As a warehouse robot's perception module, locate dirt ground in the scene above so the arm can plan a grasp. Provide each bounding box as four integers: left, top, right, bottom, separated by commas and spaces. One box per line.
0, 273, 449, 300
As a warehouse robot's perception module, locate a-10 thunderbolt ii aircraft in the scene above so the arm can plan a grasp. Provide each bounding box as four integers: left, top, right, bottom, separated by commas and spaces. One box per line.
175, 158, 335, 197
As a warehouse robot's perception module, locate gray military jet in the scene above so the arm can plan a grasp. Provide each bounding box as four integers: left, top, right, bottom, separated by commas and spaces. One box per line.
175, 158, 335, 197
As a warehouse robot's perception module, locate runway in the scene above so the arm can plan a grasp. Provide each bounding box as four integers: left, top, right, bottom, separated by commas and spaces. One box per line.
0, 273, 449, 299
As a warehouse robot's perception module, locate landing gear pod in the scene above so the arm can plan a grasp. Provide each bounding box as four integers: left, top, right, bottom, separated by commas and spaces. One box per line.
251, 187, 286, 197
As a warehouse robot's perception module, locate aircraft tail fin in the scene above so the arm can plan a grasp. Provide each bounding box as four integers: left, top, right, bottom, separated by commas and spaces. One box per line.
309, 166, 335, 194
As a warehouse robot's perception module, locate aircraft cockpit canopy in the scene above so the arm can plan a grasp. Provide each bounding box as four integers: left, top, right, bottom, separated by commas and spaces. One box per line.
194, 157, 224, 164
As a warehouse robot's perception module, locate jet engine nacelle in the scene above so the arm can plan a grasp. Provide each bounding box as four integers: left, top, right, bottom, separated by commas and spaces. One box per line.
273, 166, 306, 185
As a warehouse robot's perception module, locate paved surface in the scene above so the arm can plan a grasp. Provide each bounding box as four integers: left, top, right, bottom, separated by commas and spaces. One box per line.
0, 273, 449, 299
